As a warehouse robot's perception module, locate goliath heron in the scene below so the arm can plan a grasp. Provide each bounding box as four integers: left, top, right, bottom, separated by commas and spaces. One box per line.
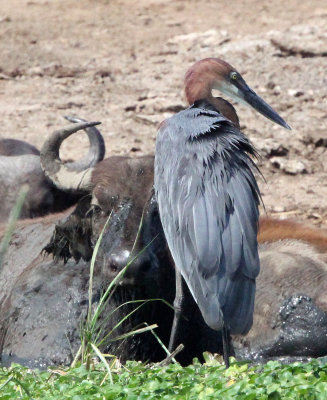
154, 58, 290, 367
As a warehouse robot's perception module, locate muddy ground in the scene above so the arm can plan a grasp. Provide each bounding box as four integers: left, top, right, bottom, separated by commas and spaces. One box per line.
0, 0, 326, 226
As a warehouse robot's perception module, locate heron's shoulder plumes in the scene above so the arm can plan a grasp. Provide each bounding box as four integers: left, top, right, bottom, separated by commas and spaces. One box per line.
171, 101, 257, 159
162, 103, 229, 141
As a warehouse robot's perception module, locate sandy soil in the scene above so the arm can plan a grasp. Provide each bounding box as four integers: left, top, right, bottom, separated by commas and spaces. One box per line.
0, 0, 326, 226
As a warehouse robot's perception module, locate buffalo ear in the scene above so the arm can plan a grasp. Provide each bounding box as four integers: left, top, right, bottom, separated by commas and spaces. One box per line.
43, 196, 93, 263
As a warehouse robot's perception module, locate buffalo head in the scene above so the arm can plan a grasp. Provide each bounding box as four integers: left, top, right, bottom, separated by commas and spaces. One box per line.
41, 122, 168, 285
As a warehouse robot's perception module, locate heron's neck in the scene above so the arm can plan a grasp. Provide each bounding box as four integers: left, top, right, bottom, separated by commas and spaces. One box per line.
184, 72, 239, 128
186, 83, 240, 129
211, 97, 240, 129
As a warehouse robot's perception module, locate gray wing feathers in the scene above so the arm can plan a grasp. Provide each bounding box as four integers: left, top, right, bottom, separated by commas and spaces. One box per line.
192, 194, 221, 277
155, 106, 260, 334
217, 274, 255, 334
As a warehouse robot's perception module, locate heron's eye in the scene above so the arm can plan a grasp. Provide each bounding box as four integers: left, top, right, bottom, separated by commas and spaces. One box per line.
230, 72, 238, 81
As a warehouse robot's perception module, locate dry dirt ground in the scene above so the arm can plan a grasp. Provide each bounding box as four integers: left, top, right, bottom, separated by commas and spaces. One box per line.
0, 0, 326, 226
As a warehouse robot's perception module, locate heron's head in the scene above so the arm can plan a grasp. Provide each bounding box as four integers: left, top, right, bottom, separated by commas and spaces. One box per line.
184, 58, 291, 130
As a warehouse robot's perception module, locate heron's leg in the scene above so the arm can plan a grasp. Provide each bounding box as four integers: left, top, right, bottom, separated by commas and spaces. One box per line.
168, 270, 184, 352
222, 326, 230, 369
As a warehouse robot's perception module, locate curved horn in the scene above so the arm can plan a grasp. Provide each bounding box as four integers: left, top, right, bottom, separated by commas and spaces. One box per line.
63, 115, 106, 171
40, 121, 101, 192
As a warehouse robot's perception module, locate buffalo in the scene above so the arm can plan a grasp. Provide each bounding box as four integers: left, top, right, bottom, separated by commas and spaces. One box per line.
0, 117, 105, 221
1, 119, 327, 368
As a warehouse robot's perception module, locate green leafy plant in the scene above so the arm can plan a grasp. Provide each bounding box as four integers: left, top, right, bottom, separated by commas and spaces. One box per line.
2, 357, 327, 399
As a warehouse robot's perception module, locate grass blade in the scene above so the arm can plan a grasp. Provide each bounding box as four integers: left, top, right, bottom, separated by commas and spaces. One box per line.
90, 343, 113, 384
87, 211, 112, 325
109, 324, 158, 342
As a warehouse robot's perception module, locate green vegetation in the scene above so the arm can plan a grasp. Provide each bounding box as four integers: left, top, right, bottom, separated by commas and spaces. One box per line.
1, 357, 327, 399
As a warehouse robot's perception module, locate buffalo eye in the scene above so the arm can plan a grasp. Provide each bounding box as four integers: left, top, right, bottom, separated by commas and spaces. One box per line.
91, 204, 103, 216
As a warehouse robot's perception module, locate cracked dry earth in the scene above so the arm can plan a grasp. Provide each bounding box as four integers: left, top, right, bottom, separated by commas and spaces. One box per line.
0, 0, 326, 226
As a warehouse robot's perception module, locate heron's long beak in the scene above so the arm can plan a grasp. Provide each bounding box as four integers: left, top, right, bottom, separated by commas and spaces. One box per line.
242, 85, 291, 130
217, 79, 291, 130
